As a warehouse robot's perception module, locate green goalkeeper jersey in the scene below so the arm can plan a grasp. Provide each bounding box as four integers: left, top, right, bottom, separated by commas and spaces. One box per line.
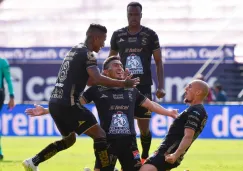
0, 58, 14, 98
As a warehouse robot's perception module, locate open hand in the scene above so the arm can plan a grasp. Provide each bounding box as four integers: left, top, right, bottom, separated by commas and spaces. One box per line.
25, 104, 48, 117
124, 74, 140, 88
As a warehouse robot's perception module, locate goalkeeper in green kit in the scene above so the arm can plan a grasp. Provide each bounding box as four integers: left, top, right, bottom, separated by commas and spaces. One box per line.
0, 58, 15, 160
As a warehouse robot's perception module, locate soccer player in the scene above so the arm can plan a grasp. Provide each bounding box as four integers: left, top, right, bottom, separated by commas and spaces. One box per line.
139, 80, 209, 171
108, 2, 165, 163
22, 24, 139, 171
25, 56, 178, 171
0, 58, 15, 160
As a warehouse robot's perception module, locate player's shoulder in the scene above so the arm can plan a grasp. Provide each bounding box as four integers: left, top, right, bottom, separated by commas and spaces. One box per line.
0, 58, 9, 66
85, 85, 99, 93
124, 87, 136, 91
187, 104, 207, 116
141, 25, 157, 35
72, 43, 88, 53
112, 27, 128, 36
125, 87, 140, 94
71, 43, 95, 59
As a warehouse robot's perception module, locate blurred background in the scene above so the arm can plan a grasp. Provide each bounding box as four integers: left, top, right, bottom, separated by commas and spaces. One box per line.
0, 0, 243, 103
0, 1, 242, 170
0, 0, 243, 171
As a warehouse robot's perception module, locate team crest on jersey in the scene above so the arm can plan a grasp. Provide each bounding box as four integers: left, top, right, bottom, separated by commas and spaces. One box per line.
125, 54, 144, 74
108, 111, 131, 134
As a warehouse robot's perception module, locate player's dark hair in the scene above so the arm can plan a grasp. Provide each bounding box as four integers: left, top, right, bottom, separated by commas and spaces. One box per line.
127, 2, 142, 11
103, 56, 121, 70
215, 83, 223, 91
86, 24, 107, 35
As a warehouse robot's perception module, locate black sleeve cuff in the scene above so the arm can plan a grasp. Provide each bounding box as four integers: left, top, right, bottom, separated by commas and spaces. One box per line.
10, 94, 14, 98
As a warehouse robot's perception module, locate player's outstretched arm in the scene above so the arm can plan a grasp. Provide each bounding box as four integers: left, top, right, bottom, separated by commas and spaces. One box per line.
165, 128, 194, 164
87, 66, 140, 88
79, 97, 87, 105
141, 99, 178, 119
25, 104, 49, 117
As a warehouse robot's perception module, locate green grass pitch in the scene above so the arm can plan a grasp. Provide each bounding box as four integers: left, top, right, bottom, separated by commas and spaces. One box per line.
0, 137, 242, 171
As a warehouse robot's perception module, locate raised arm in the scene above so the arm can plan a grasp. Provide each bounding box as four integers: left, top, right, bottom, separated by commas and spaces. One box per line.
165, 128, 194, 164
141, 98, 178, 118
87, 66, 139, 88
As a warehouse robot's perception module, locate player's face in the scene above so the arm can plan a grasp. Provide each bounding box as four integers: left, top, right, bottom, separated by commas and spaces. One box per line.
93, 33, 106, 53
184, 83, 195, 103
127, 6, 142, 27
106, 60, 124, 80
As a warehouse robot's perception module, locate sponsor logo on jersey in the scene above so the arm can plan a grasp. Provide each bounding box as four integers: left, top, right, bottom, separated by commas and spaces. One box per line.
125, 48, 143, 53
109, 105, 129, 110
113, 94, 124, 99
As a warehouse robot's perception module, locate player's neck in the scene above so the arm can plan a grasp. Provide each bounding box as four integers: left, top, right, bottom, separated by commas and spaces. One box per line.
84, 38, 94, 51
190, 99, 203, 106
128, 25, 141, 34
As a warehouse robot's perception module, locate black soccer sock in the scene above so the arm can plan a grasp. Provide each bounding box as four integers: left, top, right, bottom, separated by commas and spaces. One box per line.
140, 131, 152, 159
32, 132, 76, 166
94, 138, 112, 171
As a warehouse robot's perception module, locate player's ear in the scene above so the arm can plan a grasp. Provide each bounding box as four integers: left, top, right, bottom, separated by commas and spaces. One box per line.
103, 69, 109, 76
196, 90, 202, 96
140, 12, 142, 19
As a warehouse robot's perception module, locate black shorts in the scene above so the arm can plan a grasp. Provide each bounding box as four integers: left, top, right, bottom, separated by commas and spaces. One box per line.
145, 148, 180, 171
135, 85, 152, 119
95, 136, 141, 171
49, 102, 98, 136
0, 89, 5, 110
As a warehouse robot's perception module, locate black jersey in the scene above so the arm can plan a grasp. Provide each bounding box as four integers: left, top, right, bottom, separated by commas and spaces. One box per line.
110, 26, 160, 85
82, 86, 147, 139
162, 104, 208, 162
50, 43, 97, 106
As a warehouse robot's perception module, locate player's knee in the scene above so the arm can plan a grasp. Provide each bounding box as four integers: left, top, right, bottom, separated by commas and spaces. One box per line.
140, 129, 151, 136
139, 164, 156, 171
86, 125, 106, 139
93, 127, 106, 139
62, 132, 76, 149
137, 119, 150, 134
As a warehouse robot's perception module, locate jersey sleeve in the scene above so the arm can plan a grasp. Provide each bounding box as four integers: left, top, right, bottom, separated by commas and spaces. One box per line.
185, 110, 203, 131
110, 31, 119, 51
151, 31, 161, 51
81, 87, 96, 103
85, 51, 97, 69
2, 59, 14, 97
135, 88, 147, 106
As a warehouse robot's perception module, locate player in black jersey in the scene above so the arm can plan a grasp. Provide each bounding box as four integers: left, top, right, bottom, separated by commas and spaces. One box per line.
109, 2, 165, 163
25, 56, 178, 171
82, 57, 177, 171
22, 24, 139, 171
139, 80, 209, 171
